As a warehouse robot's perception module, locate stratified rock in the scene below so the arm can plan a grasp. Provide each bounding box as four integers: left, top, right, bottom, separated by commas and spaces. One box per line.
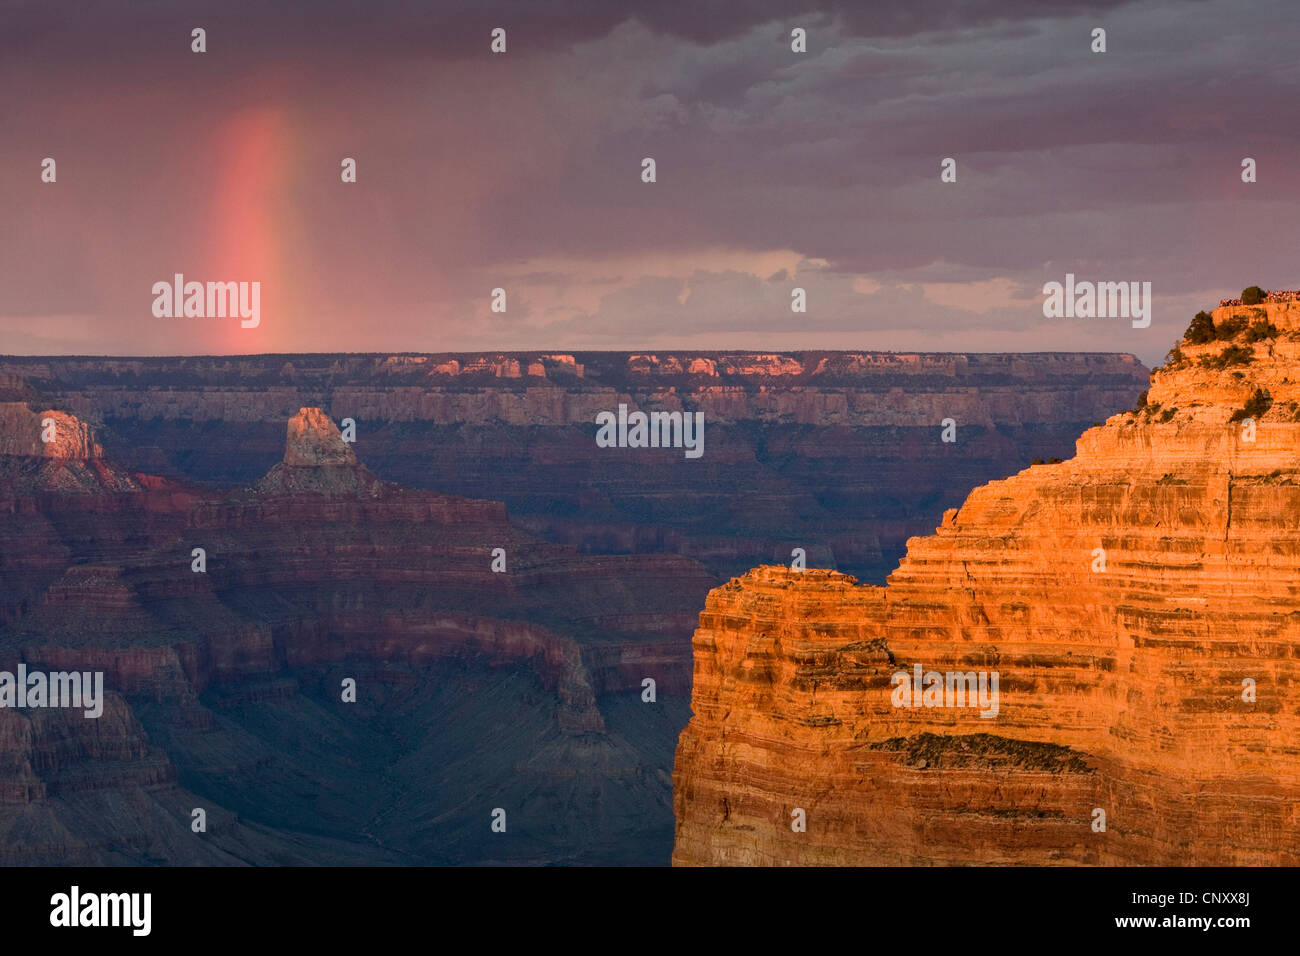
0, 403, 716, 864
252, 407, 378, 495
0, 403, 101, 459
673, 300, 1300, 866
0, 402, 138, 493
282, 407, 357, 467
0, 353, 1148, 865
0, 352, 1147, 581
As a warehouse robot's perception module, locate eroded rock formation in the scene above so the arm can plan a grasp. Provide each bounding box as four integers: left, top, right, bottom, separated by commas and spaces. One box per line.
673, 301, 1300, 866
0, 402, 138, 493
253, 407, 380, 495
0, 405, 713, 864
0, 352, 1146, 581
0, 351, 1149, 865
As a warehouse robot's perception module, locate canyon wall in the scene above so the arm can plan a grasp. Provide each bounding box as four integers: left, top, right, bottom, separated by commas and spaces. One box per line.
0, 407, 712, 864
673, 304, 1300, 866
0, 351, 1147, 581
0, 350, 1148, 864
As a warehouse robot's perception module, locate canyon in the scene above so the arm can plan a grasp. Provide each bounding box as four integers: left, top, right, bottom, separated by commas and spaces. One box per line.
0, 351, 1146, 581
0, 351, 1144, 864
673, 305, 1300, 866
0, 404, 711, 863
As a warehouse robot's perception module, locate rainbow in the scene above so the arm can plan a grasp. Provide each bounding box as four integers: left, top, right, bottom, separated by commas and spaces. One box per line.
205, 108, 291, 352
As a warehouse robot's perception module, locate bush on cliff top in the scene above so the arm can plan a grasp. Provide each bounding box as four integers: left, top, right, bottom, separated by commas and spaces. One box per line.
1184, 310, 1216, 344
1242, 285, 1266, 305
1185, 303, 1281, 348
1215, 314, 1249, 339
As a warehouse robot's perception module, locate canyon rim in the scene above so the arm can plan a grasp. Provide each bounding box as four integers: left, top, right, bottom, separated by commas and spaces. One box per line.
673, 298, 1300, 866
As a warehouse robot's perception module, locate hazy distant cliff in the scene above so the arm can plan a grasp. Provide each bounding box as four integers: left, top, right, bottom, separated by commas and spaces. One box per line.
0, 406, 713, 864
0, 351, 1147, 582
673, 305, 1300, 866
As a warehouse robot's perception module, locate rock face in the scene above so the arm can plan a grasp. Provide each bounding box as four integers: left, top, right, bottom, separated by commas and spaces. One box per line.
0, 404, 100, 459
0, 352, 1147, 581
253, 407, 378, 495
283, 407, 357, 466
0, 407, 714, 864
0, 402, 137, 493
672, 301, 1300, 866
0, 353, 1148, 865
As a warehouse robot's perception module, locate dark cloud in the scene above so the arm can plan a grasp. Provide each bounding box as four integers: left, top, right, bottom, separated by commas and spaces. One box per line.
0, 0, 1142, 65
0, 0, 1294, 364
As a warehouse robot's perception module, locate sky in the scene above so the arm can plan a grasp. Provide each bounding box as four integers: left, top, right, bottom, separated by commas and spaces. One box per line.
2, 0, 1298, 365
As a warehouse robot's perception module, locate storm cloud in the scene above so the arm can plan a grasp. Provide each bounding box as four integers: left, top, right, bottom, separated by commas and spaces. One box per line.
0, 0, 1295, 363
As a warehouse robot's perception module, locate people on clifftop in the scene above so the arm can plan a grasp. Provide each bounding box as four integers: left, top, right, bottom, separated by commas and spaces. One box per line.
1219, 289, 1300, 307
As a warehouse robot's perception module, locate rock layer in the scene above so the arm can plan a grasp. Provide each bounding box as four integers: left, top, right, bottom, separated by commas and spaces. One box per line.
253, 407, 379, 495
0, 352, 1146, 581
0, 402, 138, 493
0, 353, 1149, 864
0, 406, 713, 864
673, 302, 1300, 866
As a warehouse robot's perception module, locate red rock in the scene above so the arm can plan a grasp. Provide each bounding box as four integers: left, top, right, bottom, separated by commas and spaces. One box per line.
673, 302, 1300, 866
0, 405, 718, 862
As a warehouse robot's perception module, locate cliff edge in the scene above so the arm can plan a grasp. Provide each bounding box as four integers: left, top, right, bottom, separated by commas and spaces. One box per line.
672, 299, 1300, 866
0, 402, 138, 493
